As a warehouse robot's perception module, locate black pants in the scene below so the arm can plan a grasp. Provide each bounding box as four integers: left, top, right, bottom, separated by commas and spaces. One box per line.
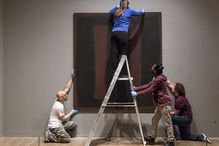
111, 31, 129, 74
172, 115, 203, 141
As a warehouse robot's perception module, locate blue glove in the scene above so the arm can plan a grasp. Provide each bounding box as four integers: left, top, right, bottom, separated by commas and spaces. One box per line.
131, 91, 137, 97
71, 69, 76, 80
116, 2, 120, 8
141, 8, 145, 13
69, 108, 78, 116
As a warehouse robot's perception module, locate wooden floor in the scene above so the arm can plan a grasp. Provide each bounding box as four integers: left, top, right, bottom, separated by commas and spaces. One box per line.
0, 137, 218, 146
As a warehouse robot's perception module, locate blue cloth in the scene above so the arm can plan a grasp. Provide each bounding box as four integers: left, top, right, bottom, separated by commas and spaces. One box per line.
109, 7, 143, 32
69, 109, 78, 117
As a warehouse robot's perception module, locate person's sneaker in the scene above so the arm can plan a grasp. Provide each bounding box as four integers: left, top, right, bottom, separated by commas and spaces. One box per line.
44, 128, 57, 143
44, 131, 50, 143
202, 133, 212, 144
165, 141, 175, 146
144, 136, 155, 145
175, 136, 181, 141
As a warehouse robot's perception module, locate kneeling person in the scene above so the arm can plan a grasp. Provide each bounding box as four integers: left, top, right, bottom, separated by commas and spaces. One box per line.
44, 70, 78, 143
166, 81, 211, 143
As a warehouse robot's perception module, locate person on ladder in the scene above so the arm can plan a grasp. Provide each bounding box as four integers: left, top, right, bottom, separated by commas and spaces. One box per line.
109, 0, 144, 76
44, 70, 78, 143
131, 64, 175, 146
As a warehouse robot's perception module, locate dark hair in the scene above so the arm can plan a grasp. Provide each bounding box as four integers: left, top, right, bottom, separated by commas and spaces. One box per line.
152, 64, 164, 75
175, 82, 185, 96
120, 0, 129, 8
115, 0, 129, 17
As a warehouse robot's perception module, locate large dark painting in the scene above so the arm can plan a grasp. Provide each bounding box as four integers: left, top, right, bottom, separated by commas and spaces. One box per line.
73, 13, 162, 113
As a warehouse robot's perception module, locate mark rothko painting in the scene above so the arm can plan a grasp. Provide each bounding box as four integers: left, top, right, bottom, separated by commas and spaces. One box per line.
73, 13, 162, 113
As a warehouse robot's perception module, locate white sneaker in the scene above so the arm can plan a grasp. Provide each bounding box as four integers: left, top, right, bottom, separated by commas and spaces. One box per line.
202, 133, 212, 144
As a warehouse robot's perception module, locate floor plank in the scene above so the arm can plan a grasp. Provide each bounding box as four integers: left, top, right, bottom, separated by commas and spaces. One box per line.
0, 137, 218, 146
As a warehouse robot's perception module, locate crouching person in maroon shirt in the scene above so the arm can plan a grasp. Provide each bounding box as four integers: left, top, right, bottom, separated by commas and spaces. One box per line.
131, 64, 175, 146
166, 81, 211, 143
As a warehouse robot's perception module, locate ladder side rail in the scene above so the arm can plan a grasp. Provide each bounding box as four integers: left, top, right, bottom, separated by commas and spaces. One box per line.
125, 57, 134, 88
125, 56, 146, 146
133, 96, 146, 146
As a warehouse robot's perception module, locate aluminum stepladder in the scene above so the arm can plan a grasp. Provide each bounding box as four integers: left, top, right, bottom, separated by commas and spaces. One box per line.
84, 55, 146, 146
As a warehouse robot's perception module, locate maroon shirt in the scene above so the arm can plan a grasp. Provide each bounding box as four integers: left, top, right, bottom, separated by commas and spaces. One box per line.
175, 96, 193, 120
135, 74, 171, 106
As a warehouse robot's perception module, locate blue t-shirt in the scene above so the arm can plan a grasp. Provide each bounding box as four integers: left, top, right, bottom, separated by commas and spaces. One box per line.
109, 7, 143, 32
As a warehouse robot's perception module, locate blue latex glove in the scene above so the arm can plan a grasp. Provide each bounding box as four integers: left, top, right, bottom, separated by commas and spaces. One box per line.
131, 91, 137, 97
116, 2, 120, 8
69, 108, 78, 116
141, 8, 145, 13
71, 69, 76, 80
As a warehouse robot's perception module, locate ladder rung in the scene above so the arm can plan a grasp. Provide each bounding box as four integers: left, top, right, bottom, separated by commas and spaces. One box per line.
102, 102, 136, 107
107, 102, 135, 105
117, 77, 133, 80
102, 104, 136, 108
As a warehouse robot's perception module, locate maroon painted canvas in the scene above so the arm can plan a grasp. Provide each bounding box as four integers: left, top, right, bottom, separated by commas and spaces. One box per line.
73, 13, 162, 113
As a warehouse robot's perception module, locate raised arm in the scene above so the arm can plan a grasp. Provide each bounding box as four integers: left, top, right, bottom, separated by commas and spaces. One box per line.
129, 8, 144, 16
63, 69, 76, 95
166, 79, 175, 92
63, 79, 73, 95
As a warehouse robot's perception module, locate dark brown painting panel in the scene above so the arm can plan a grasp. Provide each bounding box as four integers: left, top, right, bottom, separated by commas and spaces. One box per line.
73, 13, 162, 113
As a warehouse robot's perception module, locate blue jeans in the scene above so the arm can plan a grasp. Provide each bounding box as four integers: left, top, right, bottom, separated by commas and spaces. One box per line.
171, 116, 203, 141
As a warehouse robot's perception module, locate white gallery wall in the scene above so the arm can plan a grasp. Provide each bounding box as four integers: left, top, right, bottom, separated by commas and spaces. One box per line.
0, 0, 4, 138
2, 0, 219, 137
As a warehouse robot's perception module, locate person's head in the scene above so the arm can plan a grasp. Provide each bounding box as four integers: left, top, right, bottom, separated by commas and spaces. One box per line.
151, 64, 164, 76
56, 90, 68, 102
173, 82, 185, 96
120, 0, 129, 9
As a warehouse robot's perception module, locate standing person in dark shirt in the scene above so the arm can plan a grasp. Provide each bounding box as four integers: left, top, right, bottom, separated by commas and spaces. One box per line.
166, 81, 211, 143
131, 64, 175, 146
109, 0, 144, 74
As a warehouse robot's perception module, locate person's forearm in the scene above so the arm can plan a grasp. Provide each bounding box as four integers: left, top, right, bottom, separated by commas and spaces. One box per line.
136, 85, 155, 96
135, 81, 152, 91
166, 79, 174, 92
130, 9, 144, 16
135, 84, 149, 91
63, 114, 71, 121
64, 79, 73, 95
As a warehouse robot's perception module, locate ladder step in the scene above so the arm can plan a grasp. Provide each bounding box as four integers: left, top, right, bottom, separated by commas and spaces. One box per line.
103, 104, 136, 108
102, 102, 136, 107
107, 102, 135, 105
117, 77, 133, 80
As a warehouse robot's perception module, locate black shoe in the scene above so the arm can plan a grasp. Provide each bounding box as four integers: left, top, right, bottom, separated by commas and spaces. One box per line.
144, 136, 155, 145
165, 141, 175, 146
175, 137, 181, 142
